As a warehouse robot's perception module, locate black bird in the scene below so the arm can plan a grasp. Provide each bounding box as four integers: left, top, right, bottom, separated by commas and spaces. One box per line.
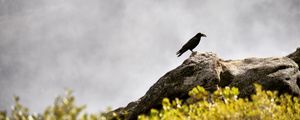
176, 32, 206, 57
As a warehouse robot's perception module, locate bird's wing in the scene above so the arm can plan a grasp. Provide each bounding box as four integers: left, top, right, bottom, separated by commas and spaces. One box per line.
176, 37, 196, 57
182, 37, 198, 49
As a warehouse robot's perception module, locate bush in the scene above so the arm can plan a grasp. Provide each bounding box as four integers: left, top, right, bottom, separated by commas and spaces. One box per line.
0, 90, 107, 120
1, 85, 300, 120
138, 85, 300, 120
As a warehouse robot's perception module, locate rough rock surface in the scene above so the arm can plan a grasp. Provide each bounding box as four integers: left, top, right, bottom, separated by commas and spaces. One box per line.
109, 48, 300, 120
288, 48, 300, 70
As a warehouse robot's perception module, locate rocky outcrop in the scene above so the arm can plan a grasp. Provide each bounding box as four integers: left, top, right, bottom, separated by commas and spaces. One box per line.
288, 48, 300, 70
221, 56, 300, 98
109, 48, 300, 120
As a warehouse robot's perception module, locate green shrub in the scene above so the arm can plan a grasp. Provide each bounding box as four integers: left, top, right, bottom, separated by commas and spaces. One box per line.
1, 85, 300, 120
0, 90, 107, 120
138, 85, 300, 120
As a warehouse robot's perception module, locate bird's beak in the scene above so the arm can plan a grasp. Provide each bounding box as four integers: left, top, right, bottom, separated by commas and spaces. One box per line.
203, 34, 207, 37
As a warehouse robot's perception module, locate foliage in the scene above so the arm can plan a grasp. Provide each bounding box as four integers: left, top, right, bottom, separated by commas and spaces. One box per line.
138, 85, 300, 120
0, 90, 107, 120
1, 85, 300, 120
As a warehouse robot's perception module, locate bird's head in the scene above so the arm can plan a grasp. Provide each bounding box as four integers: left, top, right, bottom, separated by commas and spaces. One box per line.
196, 32, 207, 38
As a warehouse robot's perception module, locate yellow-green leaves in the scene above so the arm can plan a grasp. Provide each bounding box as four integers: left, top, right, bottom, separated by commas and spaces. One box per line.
43, 90, 87, 120
188, 86, 207, 100
1, 84, 300, 120
139, 85, 300, 120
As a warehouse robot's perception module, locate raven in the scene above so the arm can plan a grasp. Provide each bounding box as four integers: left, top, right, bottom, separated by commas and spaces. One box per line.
176, 32, 206, 57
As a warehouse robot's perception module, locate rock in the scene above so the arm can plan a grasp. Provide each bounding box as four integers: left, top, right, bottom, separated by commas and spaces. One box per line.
221, 57, 300, 98
109, 48, 300, 120
287, 47, 300, 70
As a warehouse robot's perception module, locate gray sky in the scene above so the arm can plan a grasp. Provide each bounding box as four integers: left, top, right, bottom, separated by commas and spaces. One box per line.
0, 0, 299, 113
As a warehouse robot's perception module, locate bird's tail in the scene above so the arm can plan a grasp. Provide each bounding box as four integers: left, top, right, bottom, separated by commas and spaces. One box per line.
176, 50, 183, 57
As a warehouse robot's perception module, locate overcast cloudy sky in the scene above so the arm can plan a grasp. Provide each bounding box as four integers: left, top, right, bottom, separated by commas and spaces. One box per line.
0, 0, 299, 113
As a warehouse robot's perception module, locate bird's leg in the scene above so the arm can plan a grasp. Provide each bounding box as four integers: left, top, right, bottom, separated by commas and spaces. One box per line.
190, 49, 197, 56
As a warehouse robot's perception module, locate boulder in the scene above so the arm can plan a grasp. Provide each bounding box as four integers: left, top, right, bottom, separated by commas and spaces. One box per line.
287, 47, 300, 70
109, 48, 300, 120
